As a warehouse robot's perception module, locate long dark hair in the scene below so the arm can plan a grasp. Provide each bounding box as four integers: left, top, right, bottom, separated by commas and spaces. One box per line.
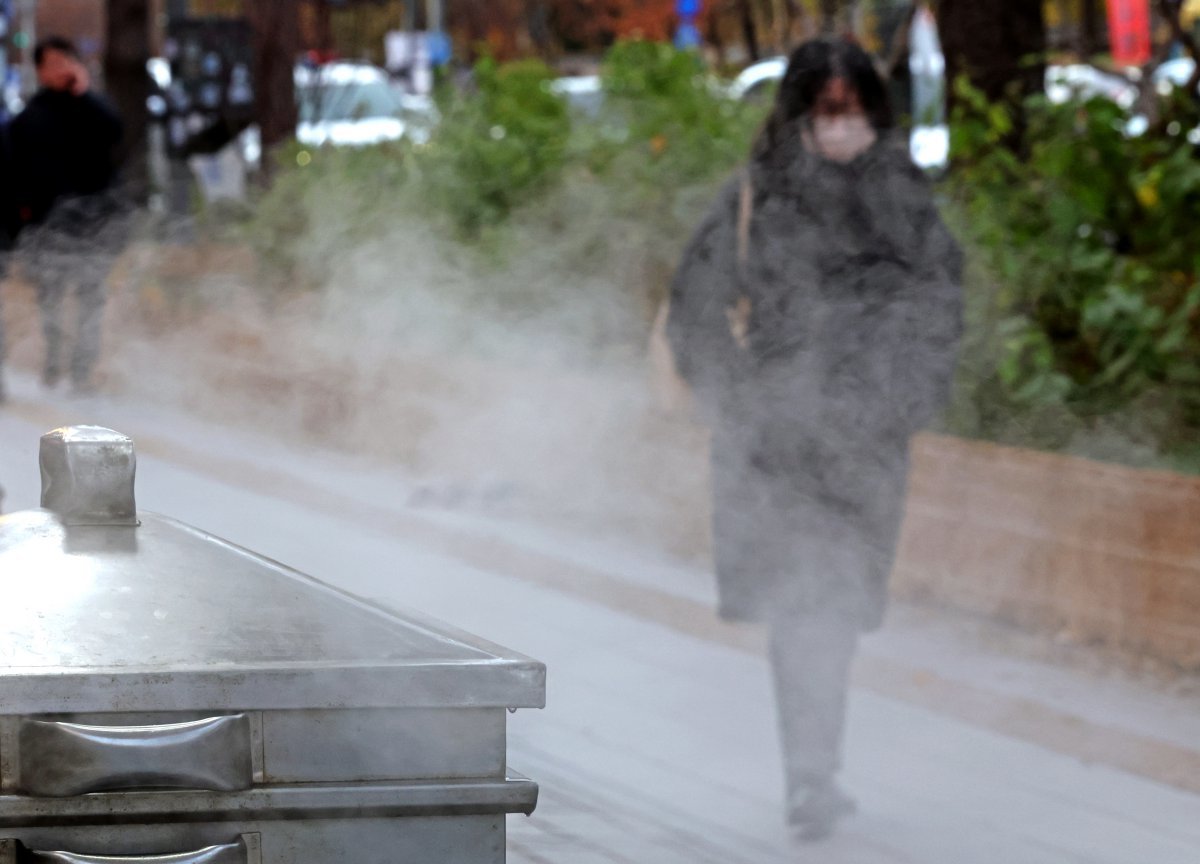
752, 39, 893, 162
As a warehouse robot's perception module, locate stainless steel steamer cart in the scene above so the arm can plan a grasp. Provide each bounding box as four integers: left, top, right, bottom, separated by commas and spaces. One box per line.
0, 427, 545, 864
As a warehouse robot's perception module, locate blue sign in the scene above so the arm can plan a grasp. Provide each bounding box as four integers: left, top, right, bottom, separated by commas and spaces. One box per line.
428, 31, 452, 67
675, 0, 702, 49
674, 22, 702, 50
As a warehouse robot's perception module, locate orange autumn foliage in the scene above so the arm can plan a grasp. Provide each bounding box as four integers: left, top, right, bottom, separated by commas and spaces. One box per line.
551, 0, 678, 48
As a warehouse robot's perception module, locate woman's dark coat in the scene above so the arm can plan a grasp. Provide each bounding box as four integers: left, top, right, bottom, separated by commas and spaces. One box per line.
667, 129, 963, 631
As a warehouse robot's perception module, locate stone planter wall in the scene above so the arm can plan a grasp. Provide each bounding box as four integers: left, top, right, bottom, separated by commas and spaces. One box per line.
894, 434, 1200, 670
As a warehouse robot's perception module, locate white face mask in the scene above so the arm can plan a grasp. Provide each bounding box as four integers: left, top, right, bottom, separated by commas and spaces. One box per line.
810, 115, 877, 164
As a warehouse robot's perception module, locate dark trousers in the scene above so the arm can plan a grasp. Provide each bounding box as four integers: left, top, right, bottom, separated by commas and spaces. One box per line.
768, 613, 859, 802
0, 253, 8, 401
25, 232, 114, 389
0, 246, 11, 400
0, 253, 8, 364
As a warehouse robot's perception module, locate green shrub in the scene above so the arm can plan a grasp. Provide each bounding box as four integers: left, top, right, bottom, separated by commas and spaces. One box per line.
230, 45, 764, 357
236, 139, 410, 293
419, 57, 571, 237
556, 41, 766, 312
591, 40, 763, 193
946, 79, 1200, 456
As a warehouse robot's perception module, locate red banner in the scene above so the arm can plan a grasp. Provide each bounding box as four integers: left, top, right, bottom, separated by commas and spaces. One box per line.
1107, 0, 1152, 67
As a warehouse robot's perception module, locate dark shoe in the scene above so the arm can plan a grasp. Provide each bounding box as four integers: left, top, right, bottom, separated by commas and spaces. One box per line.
787, 782, 857, 842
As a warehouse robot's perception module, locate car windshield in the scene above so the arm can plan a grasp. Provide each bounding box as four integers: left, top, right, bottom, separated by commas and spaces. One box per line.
298, 80, 401, 123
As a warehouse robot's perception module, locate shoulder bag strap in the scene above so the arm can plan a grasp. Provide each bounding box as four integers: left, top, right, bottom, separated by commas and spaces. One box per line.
728, 170, 754, 350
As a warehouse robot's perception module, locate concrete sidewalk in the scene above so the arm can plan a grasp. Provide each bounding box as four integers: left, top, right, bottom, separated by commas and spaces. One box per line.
2, 376, 1198, 862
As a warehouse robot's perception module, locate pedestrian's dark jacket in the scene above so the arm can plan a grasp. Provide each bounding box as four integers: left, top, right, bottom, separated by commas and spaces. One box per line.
9, 89, 123, 234
0, 122, 19, 252
667, 126, 963, 631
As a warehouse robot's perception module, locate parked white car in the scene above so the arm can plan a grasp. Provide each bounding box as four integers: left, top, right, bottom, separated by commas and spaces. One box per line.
1153, 57, 1199, 95
1045, 64, 1138, 108
295, 62, 435, 148
728, 56, 787, 102
548, 75, 605, 115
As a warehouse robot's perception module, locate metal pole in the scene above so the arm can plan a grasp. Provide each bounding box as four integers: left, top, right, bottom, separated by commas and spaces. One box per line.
18, 0, 35, 99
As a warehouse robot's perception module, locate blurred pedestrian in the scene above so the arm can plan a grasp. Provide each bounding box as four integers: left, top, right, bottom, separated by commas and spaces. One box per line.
666, 38, 962, 841
10, 36, 125, 395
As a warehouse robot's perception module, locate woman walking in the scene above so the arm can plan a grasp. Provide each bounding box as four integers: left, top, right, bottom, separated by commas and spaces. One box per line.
667, 38, 963, 841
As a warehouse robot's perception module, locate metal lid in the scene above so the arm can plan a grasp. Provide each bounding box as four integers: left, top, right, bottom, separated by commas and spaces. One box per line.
0, 428, 545, 714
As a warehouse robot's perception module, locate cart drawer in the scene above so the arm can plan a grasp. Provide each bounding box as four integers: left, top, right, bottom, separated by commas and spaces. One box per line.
0, 834, 259, 864
0, 818, 505, 864
13, 716, 253, 797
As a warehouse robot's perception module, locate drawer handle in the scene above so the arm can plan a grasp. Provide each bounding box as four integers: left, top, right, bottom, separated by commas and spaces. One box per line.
0, 835, 257, 864
18, 716, 253, 797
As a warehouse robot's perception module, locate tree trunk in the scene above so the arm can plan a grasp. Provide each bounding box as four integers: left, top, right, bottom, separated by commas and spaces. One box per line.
738, 0, 761, 61
526, 0, 552, 59
249, 0, 300, 157
104, 0, 151, 204
404, 0, 427, 30
937, 0, 1046, 110
314, 0, 334, 54
1080, 0, 1101, 58
787, 0, 814, 41
778, 0, 806, 44
705, 4, 727, 65
820, 0, 838, 34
